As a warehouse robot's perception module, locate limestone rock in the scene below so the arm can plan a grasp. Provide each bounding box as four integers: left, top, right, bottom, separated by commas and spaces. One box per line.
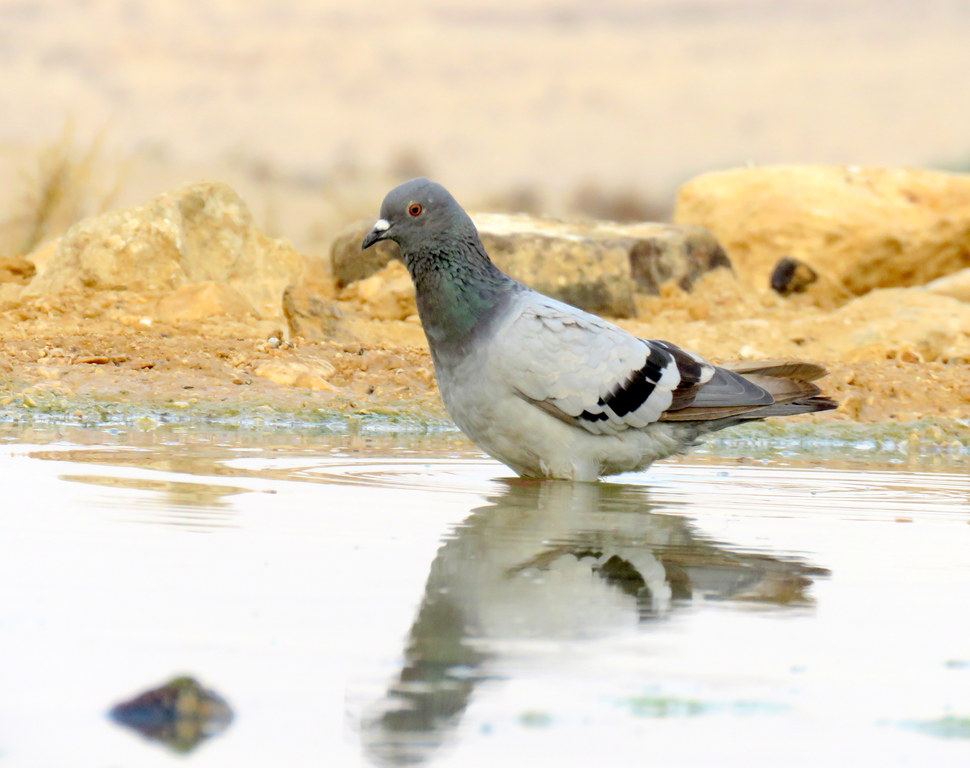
624, 223, 731, 295
675, 166, 970, 295
282, 284, 345, 340
25, 240, 58, 275
252, 358, 338, 390
924, 268, 970, 303
0, 282, 23, 307
821, 288, 970, 363
331, 214, 730, 318
25, 183, 304, 321
154, 282, 255, 324
340, 260, 417, 321
0, 255, 36, 284
331, 230, 399, 288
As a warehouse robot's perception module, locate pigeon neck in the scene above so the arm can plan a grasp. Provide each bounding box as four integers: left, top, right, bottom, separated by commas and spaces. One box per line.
403, 237, 515, 353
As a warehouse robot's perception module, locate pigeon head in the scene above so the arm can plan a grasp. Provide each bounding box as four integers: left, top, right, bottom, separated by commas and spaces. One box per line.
361, 178, 517, 351
361, 178, 478, 253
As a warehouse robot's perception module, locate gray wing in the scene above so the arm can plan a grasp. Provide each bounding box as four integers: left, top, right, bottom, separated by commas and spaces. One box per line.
492, 294, 774, 435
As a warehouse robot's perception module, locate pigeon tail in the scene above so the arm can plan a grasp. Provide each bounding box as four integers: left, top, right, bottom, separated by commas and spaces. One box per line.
660, 361, 838, 424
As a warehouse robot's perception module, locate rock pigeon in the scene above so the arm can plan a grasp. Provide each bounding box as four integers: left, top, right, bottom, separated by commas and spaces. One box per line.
362, 178, 837, 481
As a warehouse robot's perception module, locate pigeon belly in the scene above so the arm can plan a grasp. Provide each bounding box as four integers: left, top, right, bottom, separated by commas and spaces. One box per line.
435, 351, 697, 481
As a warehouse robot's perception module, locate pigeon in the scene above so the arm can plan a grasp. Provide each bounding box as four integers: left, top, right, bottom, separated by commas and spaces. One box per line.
362, 178, 837, 481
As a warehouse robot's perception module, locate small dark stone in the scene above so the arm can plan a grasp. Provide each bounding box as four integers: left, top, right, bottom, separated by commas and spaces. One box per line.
109, 675, 233, 754
770, 257, 819, 296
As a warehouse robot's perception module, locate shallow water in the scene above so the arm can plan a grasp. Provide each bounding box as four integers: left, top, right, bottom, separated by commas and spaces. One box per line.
0, 427, 968, 767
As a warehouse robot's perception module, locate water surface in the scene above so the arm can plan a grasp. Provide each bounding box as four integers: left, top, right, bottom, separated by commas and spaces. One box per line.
0, 427, 968, 766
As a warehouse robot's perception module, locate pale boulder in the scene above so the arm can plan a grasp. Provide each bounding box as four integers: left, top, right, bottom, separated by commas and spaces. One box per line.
675, 166, 970, 295
282, 284, 345, 341
816, 288, 970, 363
25, 183, 304, 321
154, 282, 255, 324
924, 268, 970, 303
0, 282, 23, 307
24, 241, 58, 275
340, 260, 417, 322
252, 358, 338, 391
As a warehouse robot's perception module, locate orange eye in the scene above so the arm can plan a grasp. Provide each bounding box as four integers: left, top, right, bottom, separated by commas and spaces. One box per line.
408, 202, 423, 216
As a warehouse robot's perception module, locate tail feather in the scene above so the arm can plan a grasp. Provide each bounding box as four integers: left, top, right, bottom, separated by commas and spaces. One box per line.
661, 360, 838, 424
734, 395, 839, 420
721, 360, 828, 382
742, 373, 823, 404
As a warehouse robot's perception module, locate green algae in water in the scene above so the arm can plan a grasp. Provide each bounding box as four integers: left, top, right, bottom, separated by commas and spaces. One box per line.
0, 389, 453, 434
897, 716, 970, 740
518, 711, 554, 728
1, 384, 968, 457
700, 417, 970, 458
622, 695, 787, 718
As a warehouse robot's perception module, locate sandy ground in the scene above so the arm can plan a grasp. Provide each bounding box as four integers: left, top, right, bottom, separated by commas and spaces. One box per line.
1, 274, 968, 442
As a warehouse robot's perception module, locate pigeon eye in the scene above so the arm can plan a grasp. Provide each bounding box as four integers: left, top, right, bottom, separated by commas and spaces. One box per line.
408, 203, 423, 217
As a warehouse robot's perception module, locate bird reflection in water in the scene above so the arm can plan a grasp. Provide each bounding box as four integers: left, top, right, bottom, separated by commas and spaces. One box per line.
362, 479, 827, 765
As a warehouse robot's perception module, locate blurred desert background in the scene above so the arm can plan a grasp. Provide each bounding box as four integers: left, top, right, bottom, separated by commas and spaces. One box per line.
4, 0, 970, 249
1, 0, 970, 433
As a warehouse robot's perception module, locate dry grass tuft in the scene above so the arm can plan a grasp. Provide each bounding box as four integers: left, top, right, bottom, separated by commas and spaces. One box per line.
1, 126, 125, 256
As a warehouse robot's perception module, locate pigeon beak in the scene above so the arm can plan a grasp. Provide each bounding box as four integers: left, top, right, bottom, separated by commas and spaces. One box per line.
361, 219, 391, 249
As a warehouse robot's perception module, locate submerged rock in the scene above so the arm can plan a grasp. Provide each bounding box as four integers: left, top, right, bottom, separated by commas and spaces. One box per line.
109, 675, 233, 754
331, 213, 731, 318
24, 183, 304, 322
675, 165, 970, 296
